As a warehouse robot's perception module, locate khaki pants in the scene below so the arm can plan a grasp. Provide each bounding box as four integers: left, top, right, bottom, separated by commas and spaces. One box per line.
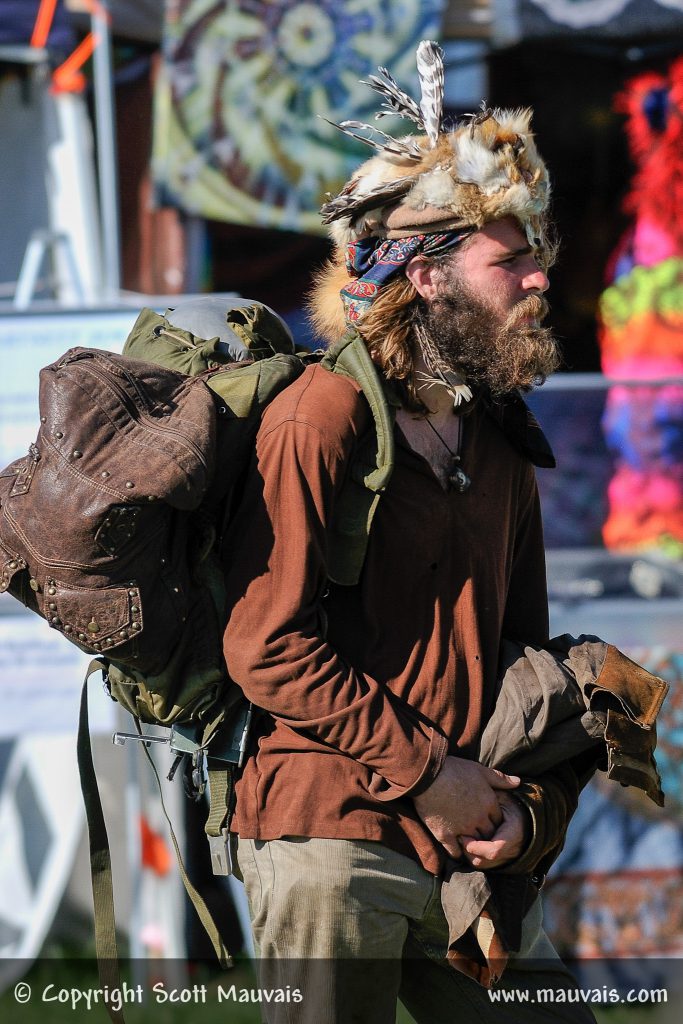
236, 836, 597, 1024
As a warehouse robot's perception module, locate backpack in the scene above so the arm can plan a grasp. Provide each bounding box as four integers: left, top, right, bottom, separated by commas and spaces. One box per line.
0, 301, 396, 996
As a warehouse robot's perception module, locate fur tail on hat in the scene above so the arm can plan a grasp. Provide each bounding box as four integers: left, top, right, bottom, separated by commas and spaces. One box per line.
308, 259, 352, 343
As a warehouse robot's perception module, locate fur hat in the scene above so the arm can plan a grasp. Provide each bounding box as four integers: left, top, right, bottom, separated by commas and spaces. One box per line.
321, 41, 550, 250
311, 41, 552, 342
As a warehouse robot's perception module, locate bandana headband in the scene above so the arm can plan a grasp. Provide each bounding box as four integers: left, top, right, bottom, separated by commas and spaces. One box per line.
340, 229, 472, 325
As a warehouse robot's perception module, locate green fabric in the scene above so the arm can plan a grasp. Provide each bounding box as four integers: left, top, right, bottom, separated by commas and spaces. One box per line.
123, 307, 235, 373
226, 302, 296, 358
81, 661, 231, 1008
105, 543, 227, 730
123, 305, 297, 374
322, 329, 396, 492
205, 765, 233, 839
207, 353, 305, 417
322, 330, 398, 585
124, 312, 396, 587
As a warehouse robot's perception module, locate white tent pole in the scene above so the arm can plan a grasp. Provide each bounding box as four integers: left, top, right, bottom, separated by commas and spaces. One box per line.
92, 1, 120, 299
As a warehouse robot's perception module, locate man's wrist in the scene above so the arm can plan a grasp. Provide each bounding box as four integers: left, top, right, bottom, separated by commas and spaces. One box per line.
408, 732, 449, 798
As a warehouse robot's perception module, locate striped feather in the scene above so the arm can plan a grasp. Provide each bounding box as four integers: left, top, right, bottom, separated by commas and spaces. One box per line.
416, 40, 444, 148
320, 174, 415, 224
363, 67, 424, 128
416, 321, 472, 408
326, 119, 423, 160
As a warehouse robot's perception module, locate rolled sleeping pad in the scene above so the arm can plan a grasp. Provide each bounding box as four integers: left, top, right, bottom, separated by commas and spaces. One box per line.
164, 295, 294, 361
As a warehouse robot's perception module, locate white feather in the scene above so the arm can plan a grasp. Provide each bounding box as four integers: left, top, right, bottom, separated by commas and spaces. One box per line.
415, 40, 444, 149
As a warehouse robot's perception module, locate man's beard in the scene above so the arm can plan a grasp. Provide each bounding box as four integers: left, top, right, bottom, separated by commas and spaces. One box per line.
416, 281, 561, 397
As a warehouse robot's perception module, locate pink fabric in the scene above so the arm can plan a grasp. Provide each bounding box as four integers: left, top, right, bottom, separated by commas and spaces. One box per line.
632, 216, 679, 267
600, 354, 683, 379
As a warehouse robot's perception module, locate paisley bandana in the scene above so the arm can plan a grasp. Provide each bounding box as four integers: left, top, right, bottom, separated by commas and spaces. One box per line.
341, 230, 472, 324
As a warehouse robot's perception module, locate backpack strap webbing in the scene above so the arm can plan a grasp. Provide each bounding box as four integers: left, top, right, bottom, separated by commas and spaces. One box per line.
79, 662, 232, 1018
204, 763, 234, 875
77, 664, 126, 1024
205, 764, 233, 838
137, 736, 232, 968
321, 330, 399, 586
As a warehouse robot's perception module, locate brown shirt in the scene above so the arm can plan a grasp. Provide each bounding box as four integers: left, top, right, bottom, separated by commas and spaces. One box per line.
223, 364, 550, 875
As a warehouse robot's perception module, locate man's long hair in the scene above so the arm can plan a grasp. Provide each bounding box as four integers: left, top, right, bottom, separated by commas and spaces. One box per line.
309, 229, 559, 406
309, 257, 423, 406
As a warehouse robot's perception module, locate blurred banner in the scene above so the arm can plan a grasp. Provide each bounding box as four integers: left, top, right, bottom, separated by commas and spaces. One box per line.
494, 0, 683, 44
152, 0, 444, 233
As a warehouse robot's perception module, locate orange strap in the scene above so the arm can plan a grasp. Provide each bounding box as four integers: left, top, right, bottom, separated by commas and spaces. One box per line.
52, 32, 99, 93
31, 0, 58, 48
37, 0, 112, 94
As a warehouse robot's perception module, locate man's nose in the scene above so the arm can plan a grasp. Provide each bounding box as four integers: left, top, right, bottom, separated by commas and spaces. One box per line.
522, 264, 550, 294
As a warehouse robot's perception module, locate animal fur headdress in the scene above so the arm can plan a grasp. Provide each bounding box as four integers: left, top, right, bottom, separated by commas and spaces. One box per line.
312, 40, 551, 341
322, 40, 550, 246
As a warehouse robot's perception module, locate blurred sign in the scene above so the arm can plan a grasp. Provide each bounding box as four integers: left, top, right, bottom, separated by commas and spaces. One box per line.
0, 309, 136, 466
0, 734, 83, 990
0, 603, 115, 736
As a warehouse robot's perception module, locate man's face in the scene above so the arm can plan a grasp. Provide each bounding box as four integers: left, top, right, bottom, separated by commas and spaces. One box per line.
441, 217, 550, 325
419, 217, 560, 395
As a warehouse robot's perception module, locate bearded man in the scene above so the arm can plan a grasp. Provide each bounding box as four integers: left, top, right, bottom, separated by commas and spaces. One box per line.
221, 43, 664, 1024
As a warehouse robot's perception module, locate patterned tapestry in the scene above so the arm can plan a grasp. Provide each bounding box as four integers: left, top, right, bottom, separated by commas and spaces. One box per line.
153, 0, 444, 234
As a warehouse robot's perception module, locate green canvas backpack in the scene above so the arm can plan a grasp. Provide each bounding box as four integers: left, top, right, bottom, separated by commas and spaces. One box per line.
0, 298, 397, 1011
106, 303, 396, 745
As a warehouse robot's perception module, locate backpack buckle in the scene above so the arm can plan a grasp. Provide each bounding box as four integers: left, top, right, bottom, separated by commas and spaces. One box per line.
208, 828, 233, 876
191, 748, 207, 796
112, 731, 169, 748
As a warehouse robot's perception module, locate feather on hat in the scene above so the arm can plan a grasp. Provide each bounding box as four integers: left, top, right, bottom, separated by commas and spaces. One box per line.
321, 41, 551, 251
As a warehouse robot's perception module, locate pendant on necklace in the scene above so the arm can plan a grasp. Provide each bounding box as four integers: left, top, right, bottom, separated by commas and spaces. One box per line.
448, 458, 471, 493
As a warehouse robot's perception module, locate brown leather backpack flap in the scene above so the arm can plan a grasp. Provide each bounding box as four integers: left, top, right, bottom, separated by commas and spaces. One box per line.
0, 348, 220, 675
41, 348, 218, 509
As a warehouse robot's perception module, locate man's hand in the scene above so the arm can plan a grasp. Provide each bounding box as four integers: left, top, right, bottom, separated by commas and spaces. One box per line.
413, 756, 520, 859
460, 792, 528, 869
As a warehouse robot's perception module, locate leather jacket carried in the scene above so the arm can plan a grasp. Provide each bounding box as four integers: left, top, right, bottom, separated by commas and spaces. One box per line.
441, 635, 668, 986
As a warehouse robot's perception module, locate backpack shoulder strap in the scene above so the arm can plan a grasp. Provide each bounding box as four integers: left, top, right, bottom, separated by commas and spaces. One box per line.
321, 330, 399, 586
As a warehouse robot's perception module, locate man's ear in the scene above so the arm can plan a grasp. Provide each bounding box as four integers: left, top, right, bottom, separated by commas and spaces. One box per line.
405, 257, 440, 300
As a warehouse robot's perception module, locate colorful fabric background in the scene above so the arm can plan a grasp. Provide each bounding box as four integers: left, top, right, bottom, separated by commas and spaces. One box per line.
152, 0, 444, 233
597, 58, 683, 556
